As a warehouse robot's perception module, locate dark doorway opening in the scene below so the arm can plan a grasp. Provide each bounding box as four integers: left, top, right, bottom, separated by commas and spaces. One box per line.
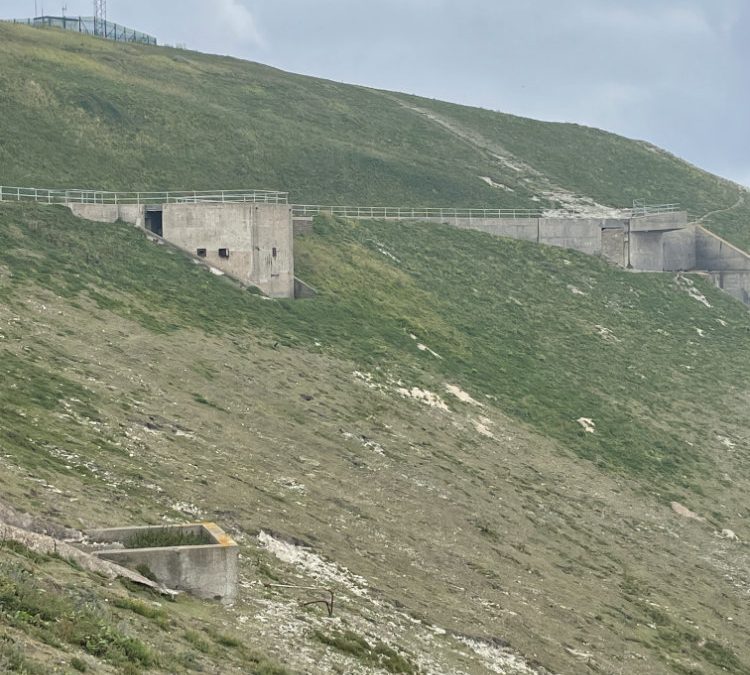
145, 208, 163, 237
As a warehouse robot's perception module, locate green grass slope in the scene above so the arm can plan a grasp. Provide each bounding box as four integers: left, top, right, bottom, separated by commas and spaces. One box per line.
0, 21, 748, 248
3, 202, 750, 673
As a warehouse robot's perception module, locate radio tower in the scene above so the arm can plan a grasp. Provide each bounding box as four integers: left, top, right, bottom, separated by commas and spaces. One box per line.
94, 0, 107, 37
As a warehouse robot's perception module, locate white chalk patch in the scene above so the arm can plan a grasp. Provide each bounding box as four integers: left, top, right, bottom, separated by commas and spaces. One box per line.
445, 384, 482, 406
577, 418, 596, 433
171, 502, 204, 518
695, 327, 706, 337
718, 435, 736, 449
716, 319, 728, 327
594, 325, 620, 342
341, 431, 386, 455
568, 284, 587, 296
397, 387, 450, 412
417, 343, 442, 359
458, 637, 542, 674
209, 267, 225, 276
258, 531, 369, 597
473, 418, 495, 438
720, 528, 739, 541
352, 371, 381, 390
479, 176, 515, 192
671, 502, 704, 522
676, 275, 712, 307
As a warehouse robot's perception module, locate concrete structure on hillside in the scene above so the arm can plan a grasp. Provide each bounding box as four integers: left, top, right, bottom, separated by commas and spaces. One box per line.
69, 201, 295, 299
695, 226, 750, 305
83, 522, 239, 604
378, 210, 696, 271
14, 185, 742, 307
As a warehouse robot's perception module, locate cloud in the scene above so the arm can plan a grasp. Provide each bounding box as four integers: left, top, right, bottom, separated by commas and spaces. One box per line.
211, 0, 264, 47
214, 0, 264, 47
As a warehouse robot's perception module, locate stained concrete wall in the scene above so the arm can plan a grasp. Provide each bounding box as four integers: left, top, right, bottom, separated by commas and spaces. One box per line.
662, 227, 697, 271
68, 203, 145, 227
87, 523, 239, 604
629, 211, 688, 232
601, 227, 626, 266
705, 271, 750, 305
163, 203, 294, 298
695, 227, 750, 271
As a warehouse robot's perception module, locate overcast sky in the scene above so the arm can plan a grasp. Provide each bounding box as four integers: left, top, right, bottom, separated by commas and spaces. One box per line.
5, 0, 749, 186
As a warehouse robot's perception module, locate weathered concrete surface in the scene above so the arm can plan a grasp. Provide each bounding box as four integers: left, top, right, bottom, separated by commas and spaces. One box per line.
601, 227, 626, 266
538, 218, 605, 256
163, 203, 294, 298
705, 271, 750, 305
629, 211, 688, 232
695, 226, 750, 271
443, 217, 539, 242
0, 522, 170, 593
87, 523, 239, 604
293, 217, 314, 236
294, 277, 317, 299
662, 227, 697, 271
67, 203, 145, 227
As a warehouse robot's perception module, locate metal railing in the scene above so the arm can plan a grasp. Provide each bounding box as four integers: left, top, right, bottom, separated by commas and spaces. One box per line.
292, 205, 543, 220
3, 16, 157, 45
0, 186, 289, 205
0, 186, 681, 220
631, 202, 681, 217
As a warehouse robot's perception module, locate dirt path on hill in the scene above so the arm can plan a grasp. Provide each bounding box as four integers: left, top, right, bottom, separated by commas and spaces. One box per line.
697, 192, 746, 224
376, 90, 626, 217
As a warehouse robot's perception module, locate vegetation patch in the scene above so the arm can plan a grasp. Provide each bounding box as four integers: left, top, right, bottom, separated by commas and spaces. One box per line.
314, 629, 418, 674
124, 528, 211, 549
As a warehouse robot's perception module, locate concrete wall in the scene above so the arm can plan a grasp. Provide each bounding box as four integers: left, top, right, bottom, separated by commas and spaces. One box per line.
539, 218, 608, 256
163, 203, 294, 298
662, 227, 697, 271
87, 523, 239, 604
68, 203, 145, 227
293, 217, 314, 236
695, 226, 750, 272
601, 227, 626, 266
705, 271, 750, 305
629, 211, 688, 232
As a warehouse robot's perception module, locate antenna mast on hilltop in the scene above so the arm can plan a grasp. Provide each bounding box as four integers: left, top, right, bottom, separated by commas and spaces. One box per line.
94, 0, 106, 36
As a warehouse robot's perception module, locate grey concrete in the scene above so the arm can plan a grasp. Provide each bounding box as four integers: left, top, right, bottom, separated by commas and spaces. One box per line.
68, 203, 145, 227
538, 218, 605, 255
661, 227, 697, 271
601, 227, 626, 266
293, 217, 314, 236
86, 523, 239, 604
629, 231, 665, 271
695, 226, 750, 271
629, 211, 688, 232
704, 271, 750, 305
294, 277, 318, 299
163, 203, 294, 298
442, 217, 539, 242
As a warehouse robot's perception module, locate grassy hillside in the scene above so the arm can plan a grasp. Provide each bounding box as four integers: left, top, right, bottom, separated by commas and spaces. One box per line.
0, 21, 748, 249
3, 201, 750, 673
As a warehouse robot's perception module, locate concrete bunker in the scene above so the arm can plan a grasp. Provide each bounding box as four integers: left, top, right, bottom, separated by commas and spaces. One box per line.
80, 522, 239, 604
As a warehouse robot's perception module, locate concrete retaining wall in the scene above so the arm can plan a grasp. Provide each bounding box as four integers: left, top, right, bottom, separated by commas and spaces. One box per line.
662, 227, 697, 271
87, 523, 239, 604
293, 218, 314, 236
629, 211, 688, 232
163, 203, 294, 298
68, 203, 145, 227
705, 271, 750, 305
695, 227, 750, 271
